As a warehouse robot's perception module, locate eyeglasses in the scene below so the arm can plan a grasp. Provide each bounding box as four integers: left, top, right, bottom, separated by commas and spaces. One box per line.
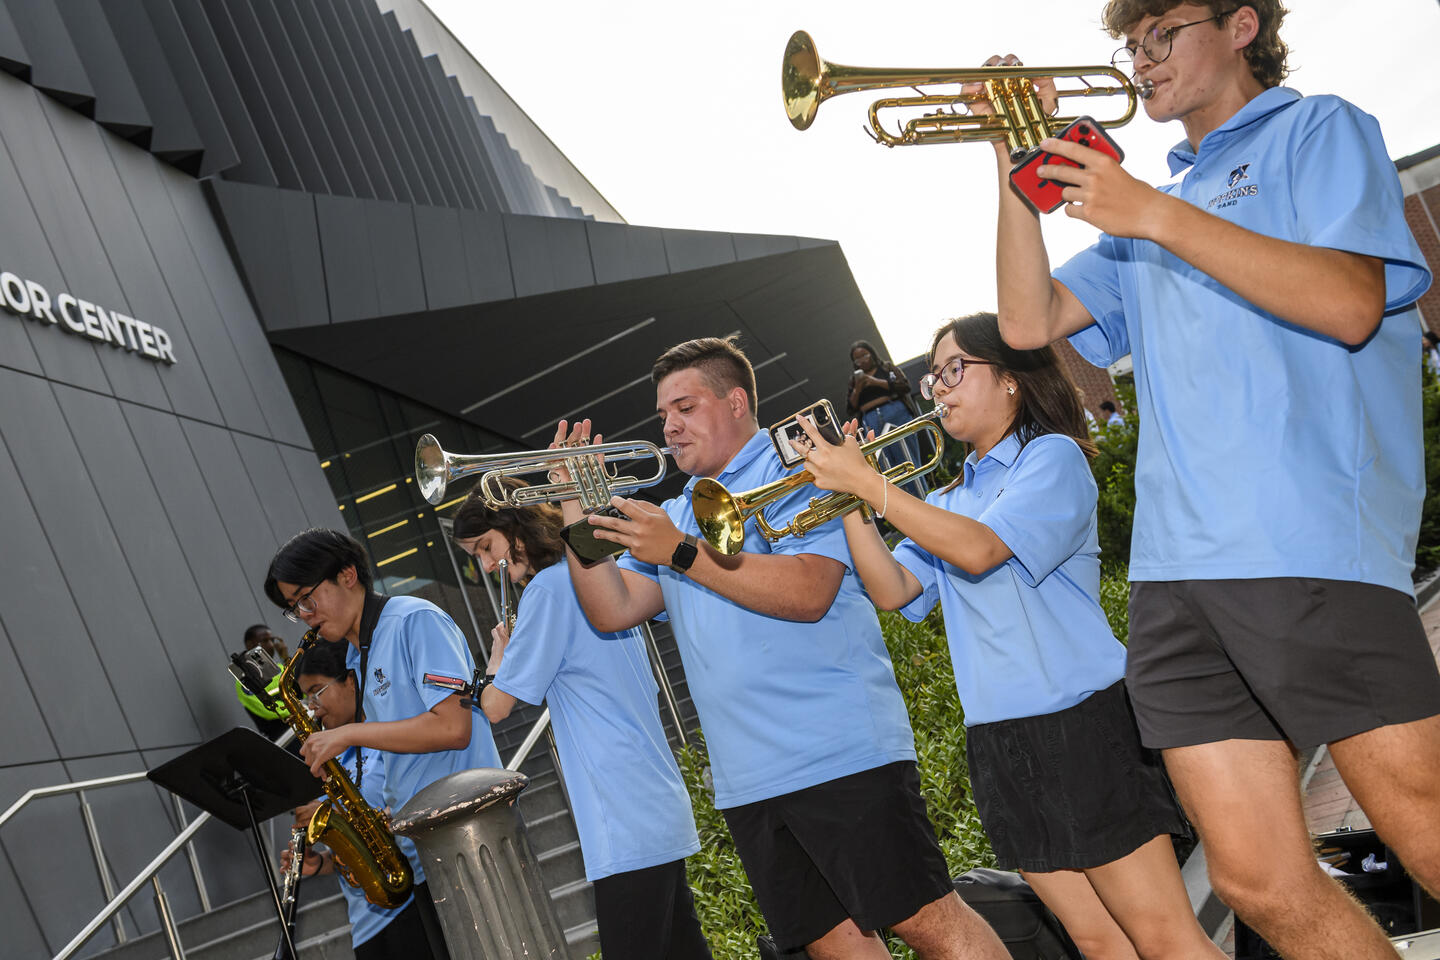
303, 680, 336, 707
920, 357, 997, 399
282, 583, 322, 623
1111, 9, 1236, 70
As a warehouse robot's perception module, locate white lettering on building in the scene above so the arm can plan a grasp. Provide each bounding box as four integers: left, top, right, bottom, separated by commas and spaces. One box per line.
0, 270, 177, 364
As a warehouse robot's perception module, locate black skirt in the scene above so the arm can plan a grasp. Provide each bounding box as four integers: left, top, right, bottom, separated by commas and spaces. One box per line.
965, 680, 1188, 872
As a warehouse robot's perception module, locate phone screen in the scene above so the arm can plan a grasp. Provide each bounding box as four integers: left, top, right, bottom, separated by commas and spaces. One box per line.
769, 399, 844, 468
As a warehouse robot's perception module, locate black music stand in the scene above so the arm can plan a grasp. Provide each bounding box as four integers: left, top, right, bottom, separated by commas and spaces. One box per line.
149, 728, 321, 960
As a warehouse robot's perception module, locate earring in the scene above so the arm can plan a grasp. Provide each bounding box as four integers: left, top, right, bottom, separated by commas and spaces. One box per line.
1007, 386, 1015, 396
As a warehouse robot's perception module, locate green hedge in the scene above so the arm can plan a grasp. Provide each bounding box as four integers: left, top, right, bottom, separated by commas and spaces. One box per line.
1419, 363, 1440, 571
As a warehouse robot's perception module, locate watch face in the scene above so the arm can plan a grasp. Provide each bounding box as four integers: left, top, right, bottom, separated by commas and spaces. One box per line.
672, 538, 698, 570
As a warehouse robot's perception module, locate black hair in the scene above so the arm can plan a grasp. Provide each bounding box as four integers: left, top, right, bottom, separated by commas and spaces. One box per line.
243, 624, 271, 646
930, 312, 1098, 469
452, 477, 565, 572
296, 637, 352, 681
849, 339, 890, 371
1100, 401, 1117, 414
263, 528, 373, 608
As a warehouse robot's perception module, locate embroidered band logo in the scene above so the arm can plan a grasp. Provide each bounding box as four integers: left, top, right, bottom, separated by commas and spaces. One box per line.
1207, 162, 1259, 210
372, 667, 391, 698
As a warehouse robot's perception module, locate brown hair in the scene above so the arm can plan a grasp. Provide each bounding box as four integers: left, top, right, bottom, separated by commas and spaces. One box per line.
1101, 1, 1289, 89
931, 312, 1097, 483
650, 336, 758, 420
452, 477, 566, 573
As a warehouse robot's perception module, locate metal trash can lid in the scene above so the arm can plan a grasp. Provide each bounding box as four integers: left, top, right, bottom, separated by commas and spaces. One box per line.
391, 767, 529, 835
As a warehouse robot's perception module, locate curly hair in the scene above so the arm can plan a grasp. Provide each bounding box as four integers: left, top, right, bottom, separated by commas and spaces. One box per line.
1101, 1, 1289, 89
452, 476, 566, 573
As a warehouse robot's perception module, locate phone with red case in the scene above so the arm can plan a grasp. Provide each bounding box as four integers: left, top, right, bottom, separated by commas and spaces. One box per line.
1008, 116, 1125, 214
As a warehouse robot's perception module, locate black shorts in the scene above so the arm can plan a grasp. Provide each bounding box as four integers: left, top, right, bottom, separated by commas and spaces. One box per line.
592, 858, 712, 960
966, 680, 1187, 872
355, 883, 447, 960
721, 761, 954, 952
1127, 578, 1440, 750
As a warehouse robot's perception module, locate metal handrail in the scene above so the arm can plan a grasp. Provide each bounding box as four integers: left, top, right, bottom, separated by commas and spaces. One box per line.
506, 709, 551, 771
640, 622, 688, 747
2, 770, 213, 948
45, 728, 295, 960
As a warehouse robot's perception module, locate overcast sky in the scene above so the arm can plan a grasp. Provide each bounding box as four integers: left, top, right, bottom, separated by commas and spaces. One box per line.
425, 0, 1440, 362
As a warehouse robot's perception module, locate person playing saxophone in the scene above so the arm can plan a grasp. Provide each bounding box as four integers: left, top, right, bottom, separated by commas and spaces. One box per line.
264, 528, 502, 959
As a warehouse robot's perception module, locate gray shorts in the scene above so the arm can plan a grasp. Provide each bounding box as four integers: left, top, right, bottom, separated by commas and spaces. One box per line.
1127, 578, 1440, 750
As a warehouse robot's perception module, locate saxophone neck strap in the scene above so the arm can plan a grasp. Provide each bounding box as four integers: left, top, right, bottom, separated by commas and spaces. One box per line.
353, 592, 390, 790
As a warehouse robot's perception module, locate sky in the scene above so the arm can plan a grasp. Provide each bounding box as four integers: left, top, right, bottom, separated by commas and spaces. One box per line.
424, 0, 1440, 363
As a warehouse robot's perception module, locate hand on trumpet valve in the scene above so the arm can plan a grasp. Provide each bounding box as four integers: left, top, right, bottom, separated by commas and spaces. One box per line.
546, 419, 603, 484
796, 415, 880, 498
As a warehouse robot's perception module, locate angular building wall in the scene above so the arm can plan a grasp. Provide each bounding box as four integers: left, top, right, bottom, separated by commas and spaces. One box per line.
0, 69, 344, 956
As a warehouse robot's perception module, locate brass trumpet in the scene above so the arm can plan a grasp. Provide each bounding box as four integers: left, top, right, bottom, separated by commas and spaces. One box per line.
692, 404, 947, 555
781, 30, 1152, 158
414, 434, 675, 508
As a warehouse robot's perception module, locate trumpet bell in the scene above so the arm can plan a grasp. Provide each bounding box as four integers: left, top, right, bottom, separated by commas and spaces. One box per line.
782, 30, 825, 130
692, 478, 747, 557
415, 433, 447, 505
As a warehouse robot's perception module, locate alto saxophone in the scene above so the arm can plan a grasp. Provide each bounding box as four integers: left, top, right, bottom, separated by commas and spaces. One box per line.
278, 630, 414, 908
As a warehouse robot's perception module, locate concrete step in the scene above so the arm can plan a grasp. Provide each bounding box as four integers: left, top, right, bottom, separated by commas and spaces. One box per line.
90, 890, 350, 960
565, 919, 601, 959
537, 840, 585, 887
547, 877, 597, 936
525, 806, 581, 855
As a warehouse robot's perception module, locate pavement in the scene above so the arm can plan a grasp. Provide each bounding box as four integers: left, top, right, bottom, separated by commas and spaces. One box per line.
1213, 593, 1440, 955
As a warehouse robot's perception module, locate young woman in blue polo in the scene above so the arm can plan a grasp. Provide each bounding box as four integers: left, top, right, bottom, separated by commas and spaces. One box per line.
451, 478, 710, 960
801, 312, 1226, 960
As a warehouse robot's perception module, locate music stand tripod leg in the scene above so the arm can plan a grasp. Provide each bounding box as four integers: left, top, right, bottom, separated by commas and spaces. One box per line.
238, 782, 299, 960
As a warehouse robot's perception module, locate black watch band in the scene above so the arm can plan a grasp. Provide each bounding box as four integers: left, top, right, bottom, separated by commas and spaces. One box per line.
669, 534, 699, 575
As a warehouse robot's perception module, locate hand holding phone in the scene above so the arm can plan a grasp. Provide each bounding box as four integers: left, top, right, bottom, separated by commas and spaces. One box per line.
1009, 116, 1125, 215
559, 505, 631, 567
770, 400, 844, 468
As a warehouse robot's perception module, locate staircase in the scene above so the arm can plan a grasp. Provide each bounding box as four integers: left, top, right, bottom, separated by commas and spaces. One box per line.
87, 625, 702, 960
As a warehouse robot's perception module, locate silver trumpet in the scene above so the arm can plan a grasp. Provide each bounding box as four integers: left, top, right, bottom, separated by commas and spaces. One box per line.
414, 433, 676, 509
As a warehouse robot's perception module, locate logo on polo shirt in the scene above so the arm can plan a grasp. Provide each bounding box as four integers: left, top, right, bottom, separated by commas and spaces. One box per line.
1207, 161, 1260, 210
372, 667, 391, 698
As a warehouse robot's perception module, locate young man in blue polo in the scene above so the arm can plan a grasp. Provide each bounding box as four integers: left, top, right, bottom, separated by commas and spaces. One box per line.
558, 337, 1011, 960
987, 2, 1439, 958
264, 529, 503, 958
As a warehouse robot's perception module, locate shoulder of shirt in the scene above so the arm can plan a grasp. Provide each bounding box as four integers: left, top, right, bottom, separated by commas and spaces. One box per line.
524, 563, 566, 596
380, 595, 448, 622
1015, 433, 1089, 471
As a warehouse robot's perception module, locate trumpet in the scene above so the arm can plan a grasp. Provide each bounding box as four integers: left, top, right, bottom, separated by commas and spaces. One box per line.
782, 30, 1152, 158
414, 433, 676, 509
692, 404, 947, 555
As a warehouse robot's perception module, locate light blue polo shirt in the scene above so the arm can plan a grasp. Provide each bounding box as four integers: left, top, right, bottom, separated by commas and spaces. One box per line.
492, 562, 699, 881
1055, 87, 1432, 594
334, 745, 419, 947
346, 596, 503, 835
893, 433, 1126, 726
618, 430, 917, 809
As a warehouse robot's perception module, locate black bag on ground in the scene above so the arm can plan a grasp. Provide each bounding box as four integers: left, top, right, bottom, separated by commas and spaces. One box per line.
756, 869, 1081, 960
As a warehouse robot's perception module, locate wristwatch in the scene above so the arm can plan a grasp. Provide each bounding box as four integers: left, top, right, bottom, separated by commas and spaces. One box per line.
669, 534, 699, 575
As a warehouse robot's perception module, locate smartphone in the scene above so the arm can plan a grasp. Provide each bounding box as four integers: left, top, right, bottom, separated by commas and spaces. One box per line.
559, 505, 630, 567
1008, 116, 1126, 215
769, 399, 844, 469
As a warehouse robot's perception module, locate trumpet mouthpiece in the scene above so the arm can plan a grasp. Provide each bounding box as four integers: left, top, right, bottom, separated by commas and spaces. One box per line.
1135, 78, 1155, 100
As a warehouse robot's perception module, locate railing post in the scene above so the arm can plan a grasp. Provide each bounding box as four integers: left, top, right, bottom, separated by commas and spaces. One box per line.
170, 794, 211, 913
641, 622, 687, 746
78, 789, 126, 944
392, 768, 567, 960
151, 876, 187, 960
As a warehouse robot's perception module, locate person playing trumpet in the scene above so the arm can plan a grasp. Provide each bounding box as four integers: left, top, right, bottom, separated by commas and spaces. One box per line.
449, 477, 711, 960
800, 312, 1223, 960
556, 336, 1013, 960
981, 2, 1439, 957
